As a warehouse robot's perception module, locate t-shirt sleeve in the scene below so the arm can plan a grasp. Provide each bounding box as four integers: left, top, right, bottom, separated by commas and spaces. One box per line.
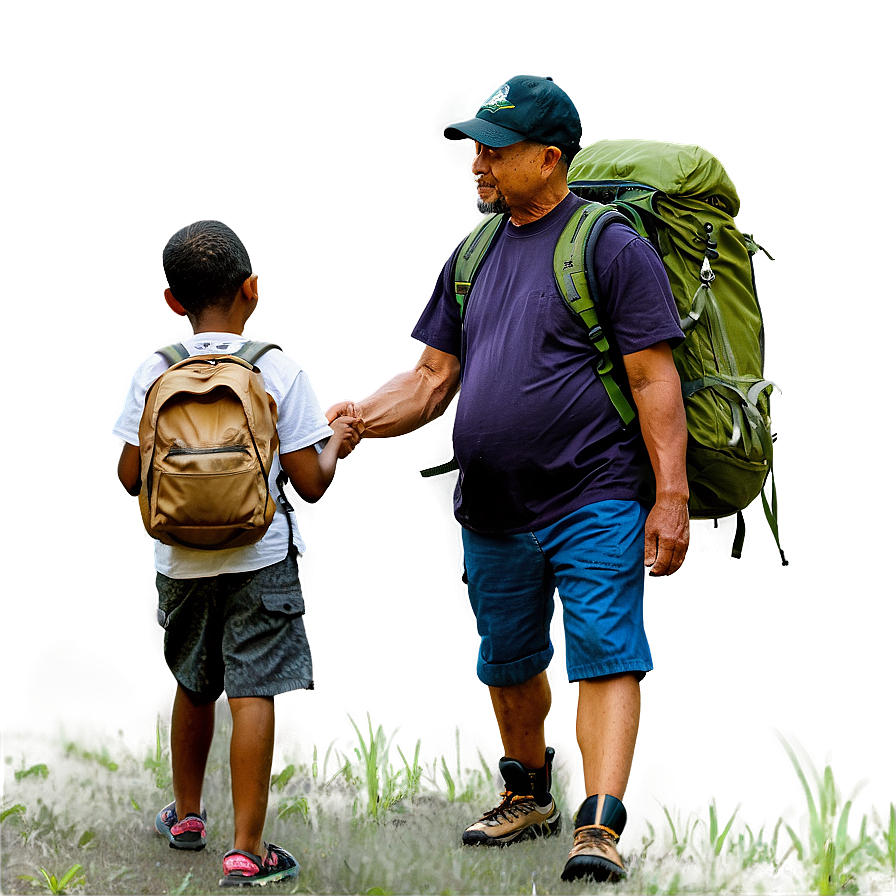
410, 249, 463, 356
112, 354, 168, 445
265, 358, 333, 456
594, 223, 684, 355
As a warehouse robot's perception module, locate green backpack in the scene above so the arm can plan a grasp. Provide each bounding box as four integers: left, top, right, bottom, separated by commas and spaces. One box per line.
435, 139, 786, 564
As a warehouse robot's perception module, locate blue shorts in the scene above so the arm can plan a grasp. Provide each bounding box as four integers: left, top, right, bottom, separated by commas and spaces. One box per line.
462, 500, 651, 686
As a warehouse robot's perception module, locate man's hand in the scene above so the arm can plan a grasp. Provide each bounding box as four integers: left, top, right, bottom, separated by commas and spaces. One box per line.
644, 496, 689, 576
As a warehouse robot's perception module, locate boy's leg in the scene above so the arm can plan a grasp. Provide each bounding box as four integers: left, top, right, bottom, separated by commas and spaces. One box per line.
228, 695, 275, 858
171, 683, 216, 819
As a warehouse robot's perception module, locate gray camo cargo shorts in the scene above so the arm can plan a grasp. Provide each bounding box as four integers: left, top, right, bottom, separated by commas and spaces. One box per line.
156, 553, 313, 702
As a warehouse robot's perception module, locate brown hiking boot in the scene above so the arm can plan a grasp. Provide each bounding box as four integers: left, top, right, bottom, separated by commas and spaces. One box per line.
561, 794, 627, 883
462, 748, 561, 846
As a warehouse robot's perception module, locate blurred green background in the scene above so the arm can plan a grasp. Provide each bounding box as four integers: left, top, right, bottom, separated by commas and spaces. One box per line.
0, 0, 894, 818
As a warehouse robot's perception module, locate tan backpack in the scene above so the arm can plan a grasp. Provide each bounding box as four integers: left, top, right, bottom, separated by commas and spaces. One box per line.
138, 341, 281, 550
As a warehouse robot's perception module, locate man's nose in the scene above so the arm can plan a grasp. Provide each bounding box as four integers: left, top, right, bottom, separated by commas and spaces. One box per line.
472, 147, 488, 175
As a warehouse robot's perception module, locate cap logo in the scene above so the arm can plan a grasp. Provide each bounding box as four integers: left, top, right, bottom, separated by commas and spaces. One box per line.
479, 84, 515, 114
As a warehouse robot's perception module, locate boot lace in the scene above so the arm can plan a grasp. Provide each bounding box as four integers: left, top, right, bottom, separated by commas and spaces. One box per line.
573, 823, 619, 849
479, 790, 540, 826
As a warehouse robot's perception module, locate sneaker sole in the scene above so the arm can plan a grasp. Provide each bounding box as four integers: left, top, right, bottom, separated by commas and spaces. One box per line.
155, 810, 207, 851
167, 837, 206, 851
218, 867, 299, 887
462, 810, 562, 846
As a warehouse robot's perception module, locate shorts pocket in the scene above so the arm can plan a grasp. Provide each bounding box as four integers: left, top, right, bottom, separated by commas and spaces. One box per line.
261, 591, 305, 616
252, 554, 305, 616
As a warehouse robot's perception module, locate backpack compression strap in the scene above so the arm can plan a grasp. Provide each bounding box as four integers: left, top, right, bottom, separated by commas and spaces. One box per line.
553, 203, 637, 427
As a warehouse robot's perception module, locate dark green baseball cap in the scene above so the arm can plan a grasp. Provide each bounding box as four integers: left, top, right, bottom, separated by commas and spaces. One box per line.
444, 75, 582, 158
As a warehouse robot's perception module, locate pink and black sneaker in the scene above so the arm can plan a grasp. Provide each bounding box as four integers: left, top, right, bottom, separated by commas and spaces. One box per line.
219, 843, 299, 887
155, 801, 207, 851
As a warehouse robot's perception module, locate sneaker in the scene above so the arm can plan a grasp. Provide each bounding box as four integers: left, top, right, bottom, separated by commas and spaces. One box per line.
462, 748, 561, 846
219, 843, 299, 888
561, 794, 627, 883
155, 801, 207, 851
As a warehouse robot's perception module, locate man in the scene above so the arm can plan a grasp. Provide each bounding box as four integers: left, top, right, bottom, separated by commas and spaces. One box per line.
328, 75, 689, 883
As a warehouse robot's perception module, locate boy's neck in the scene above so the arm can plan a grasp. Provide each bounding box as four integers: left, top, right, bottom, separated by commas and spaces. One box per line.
189, 306, 249, 336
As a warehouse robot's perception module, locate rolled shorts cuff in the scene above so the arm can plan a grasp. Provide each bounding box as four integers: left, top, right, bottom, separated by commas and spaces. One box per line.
567, 657, 653, 683
477, 644, 554, 688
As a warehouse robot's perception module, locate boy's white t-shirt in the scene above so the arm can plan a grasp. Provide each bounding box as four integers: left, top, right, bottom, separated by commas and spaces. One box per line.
113, 333, 334, 579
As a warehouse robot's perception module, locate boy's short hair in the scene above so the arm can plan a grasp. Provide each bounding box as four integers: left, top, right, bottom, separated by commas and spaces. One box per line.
163, 220, 252, 314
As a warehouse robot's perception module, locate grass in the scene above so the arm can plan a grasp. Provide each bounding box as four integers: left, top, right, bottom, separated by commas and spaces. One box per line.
2, 720, 894, 895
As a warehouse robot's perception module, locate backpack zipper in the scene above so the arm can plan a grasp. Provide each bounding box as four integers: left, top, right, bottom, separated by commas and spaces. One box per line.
166, 446, 251, 457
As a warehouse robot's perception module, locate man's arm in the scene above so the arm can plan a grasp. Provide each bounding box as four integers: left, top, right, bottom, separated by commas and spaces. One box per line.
326, 345, 461, 437
623, 342, 690, 576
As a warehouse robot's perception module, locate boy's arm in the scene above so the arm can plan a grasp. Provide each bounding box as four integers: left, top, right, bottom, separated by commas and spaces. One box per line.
280, 417, 358, 504
118, 443, 141, 496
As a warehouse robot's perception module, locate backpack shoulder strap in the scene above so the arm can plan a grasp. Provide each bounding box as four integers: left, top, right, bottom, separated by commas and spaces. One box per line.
454, 213, 508, 319
553, 203, 637, 427
157, 343, 190, 367
233, 341, 282, 366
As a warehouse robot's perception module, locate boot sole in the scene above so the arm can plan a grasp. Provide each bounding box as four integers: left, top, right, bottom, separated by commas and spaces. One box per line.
560, 854, 625, 883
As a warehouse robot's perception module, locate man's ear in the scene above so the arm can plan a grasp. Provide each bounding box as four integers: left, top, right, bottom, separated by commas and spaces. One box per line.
164, 288, 188, 316
541, 145, 564, 179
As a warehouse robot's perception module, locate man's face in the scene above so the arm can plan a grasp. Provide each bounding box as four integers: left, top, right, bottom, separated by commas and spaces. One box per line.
472, 140, 546, 216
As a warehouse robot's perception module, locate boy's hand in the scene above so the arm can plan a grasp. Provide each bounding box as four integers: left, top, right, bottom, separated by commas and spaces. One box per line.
326, 398, 364, 460
330, 415, 361, 459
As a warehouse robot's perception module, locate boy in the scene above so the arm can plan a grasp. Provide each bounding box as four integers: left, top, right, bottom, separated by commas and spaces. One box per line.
114, 220, 358, 887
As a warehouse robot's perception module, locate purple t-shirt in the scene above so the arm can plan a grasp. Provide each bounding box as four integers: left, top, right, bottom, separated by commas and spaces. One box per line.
412, 193, 683, 535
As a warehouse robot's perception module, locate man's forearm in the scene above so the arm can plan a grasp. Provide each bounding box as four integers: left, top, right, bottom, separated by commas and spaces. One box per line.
624, 344, 689, 503
632, 379, 689, 503
356, 351, 460, 438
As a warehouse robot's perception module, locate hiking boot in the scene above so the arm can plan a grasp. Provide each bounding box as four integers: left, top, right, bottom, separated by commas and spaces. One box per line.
219, 843, 299, 887
561, 794, 627, 883
155, 801, 207, 851
462, 747, 561, 846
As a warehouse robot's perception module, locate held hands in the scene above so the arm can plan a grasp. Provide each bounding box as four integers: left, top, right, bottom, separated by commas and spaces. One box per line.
644, 496, 690, 576
326, 402, 365, 459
